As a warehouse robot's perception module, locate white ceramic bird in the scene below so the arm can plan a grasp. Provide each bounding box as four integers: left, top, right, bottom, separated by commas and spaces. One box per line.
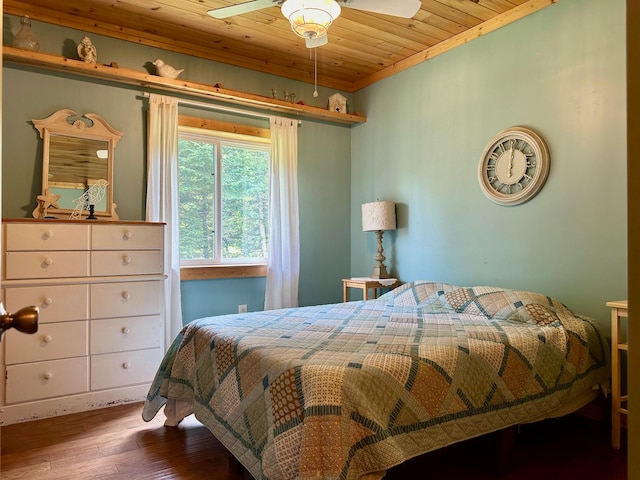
152, 59, 184, 79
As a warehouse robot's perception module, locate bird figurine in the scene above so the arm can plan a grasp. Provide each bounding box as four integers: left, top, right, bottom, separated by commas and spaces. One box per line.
152, 59, 184, 79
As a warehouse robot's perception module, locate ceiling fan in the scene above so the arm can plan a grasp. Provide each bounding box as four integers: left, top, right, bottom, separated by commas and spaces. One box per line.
208, 0, 422, 48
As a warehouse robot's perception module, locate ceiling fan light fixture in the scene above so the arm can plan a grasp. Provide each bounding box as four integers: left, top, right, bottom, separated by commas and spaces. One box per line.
281, 0, 341, 39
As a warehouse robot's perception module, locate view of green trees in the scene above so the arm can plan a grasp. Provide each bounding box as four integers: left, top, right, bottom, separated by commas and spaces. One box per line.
178, 137, 270, 262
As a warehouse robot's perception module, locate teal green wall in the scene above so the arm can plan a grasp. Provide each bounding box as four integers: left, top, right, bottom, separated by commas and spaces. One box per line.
2, 0, 627, 326
1, 19, 352, 321
351, 0, 627, 325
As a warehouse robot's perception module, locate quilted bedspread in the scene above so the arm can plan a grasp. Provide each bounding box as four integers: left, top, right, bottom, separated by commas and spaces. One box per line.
143, 281, 609, 480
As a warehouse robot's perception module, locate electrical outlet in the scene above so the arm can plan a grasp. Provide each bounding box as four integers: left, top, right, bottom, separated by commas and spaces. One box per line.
238, 304, 248, 313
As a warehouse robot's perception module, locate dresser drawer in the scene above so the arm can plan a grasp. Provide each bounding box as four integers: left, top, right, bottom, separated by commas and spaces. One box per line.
5, 357, 89, 404
91, 348, 163, 390
90, 281, 162, 319
90, 315, 163, 354
92, 224, 163, 250
91, 250, 164, 276
4, 284, 89, 323
5, 223, 90, 251
4, 321, 88, 364
5, 251, 90, 279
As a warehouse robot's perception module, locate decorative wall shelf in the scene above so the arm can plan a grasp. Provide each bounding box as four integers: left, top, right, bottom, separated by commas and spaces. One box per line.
3, 47, 366, 126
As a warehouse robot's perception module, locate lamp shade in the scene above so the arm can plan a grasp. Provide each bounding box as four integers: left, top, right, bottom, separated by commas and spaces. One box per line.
362, 201, 396, 232
281, 0, 341, 39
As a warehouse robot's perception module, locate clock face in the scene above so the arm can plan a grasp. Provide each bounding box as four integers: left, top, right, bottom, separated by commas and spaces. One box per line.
478, 127, 550, 206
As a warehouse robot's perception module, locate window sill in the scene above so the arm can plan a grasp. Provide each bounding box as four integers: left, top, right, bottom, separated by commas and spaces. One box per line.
180, 264, 267, 280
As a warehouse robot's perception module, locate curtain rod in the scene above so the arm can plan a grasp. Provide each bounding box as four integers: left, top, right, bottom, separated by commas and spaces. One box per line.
140, 92, 301, 125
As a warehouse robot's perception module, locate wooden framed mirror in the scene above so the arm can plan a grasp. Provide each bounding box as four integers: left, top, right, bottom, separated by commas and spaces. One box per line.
31, 109, 122, 220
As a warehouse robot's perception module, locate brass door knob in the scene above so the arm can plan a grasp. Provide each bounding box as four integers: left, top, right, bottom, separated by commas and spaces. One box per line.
0, 302, 39, 340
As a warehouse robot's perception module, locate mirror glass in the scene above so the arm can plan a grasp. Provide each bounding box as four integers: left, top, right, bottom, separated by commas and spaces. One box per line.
48, 135, 110, 211
32, 109, 122, 219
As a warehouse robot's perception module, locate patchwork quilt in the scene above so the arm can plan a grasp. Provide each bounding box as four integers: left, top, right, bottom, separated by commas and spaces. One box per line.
143, 281, 609, 480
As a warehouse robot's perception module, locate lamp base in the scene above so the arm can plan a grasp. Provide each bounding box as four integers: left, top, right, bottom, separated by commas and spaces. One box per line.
370, 229, 391, 279
370, 265, 390, 279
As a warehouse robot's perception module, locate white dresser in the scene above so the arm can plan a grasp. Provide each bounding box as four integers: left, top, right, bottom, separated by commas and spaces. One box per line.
0, 220, 166, 424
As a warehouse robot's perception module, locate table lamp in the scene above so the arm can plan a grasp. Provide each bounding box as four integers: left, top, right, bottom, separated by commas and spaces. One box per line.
362, 200, 396, 279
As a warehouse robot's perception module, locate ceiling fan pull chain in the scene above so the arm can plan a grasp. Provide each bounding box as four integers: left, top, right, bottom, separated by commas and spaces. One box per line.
313, 48, 319, 98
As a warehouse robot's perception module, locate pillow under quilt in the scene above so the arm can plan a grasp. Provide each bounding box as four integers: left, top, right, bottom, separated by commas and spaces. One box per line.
379, 280, 573, 326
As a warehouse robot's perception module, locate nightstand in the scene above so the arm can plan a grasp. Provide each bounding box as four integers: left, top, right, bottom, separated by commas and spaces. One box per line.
606, 300, 628, 450
342, 277, 400, 302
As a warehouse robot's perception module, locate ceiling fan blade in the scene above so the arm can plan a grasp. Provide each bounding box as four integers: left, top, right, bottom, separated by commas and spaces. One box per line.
207, 0, 280, 19
305, 33, 328, 49
341, 0, 421, 18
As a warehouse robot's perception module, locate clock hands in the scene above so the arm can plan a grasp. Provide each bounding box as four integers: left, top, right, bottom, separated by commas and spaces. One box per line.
487, 138, 536, 193
507, 139, 515, 178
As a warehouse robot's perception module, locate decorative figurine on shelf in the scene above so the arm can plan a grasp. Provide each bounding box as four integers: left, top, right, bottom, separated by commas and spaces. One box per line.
152, 59, 184, 79
328, 93, 347, 113
32, 188, 61, 219
70, 180, 108, 220
12, 15, 40, 52
77, 36, 97, 64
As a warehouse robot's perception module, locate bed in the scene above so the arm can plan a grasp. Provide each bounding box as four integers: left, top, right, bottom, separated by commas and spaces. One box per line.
142, 281, 610, 480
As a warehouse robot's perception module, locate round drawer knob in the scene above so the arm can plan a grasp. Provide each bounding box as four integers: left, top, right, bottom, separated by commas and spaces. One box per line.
124, 231, 132, 239
43, 372, 53, 380
44, 297, 54, 306
122, 327, 130, 334
43, 257, 54, 266
43, 335, 52, 343
123, 255, 132, 265
122, 362, 131, 369
122, 292, 131, 300
43, 230, 53, 239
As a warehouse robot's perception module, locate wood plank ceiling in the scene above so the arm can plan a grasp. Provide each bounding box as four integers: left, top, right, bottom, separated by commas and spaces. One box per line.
3, 0, 557, 92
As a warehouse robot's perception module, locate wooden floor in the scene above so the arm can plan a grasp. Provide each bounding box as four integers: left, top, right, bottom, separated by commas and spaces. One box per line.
0, 402, 628, 479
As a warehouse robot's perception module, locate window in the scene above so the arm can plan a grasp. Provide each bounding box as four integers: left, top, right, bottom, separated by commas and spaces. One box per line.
178, 122, 270, 268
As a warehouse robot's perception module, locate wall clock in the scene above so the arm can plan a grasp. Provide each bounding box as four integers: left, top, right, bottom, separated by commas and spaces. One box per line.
477, 126, 550, 206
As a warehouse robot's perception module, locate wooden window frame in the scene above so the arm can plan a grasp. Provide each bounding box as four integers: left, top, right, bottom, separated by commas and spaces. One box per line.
178, 115, 270, 280
181, 263, 267, 280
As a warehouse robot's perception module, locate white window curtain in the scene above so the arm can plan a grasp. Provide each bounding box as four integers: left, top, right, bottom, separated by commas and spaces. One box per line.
145, 93, 183, 350
264, 117, 300, 310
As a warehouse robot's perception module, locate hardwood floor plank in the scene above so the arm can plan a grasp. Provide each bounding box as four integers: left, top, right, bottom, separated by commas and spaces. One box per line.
1, 461, 52, 480
0, 402, 627, 480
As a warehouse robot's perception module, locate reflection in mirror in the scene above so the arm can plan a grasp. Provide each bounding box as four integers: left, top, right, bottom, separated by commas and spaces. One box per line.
48, 135, 109, 211
31, 109, 122, 220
